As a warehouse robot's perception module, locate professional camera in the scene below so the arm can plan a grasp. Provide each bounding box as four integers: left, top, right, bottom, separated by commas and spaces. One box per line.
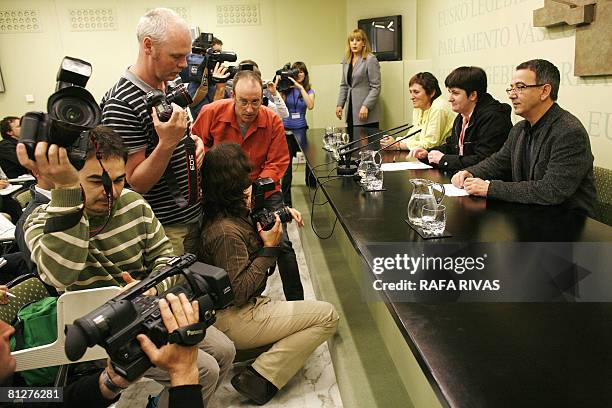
144, 81, 193, 122
20, 56, 101, 170
65, 254, 233, 381
250, 178, 293, 231
275, 63, 299, 92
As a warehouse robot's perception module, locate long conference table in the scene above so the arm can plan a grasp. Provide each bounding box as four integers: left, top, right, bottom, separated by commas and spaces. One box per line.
298, 127, 612, 408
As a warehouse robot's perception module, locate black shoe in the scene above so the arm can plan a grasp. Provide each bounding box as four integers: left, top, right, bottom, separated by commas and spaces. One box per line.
231, 366, 278, 405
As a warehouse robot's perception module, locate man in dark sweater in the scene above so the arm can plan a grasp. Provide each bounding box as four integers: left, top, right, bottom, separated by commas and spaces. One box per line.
410, 66, 512, 171
452, 59, 596, 217
0, 116, 28, 178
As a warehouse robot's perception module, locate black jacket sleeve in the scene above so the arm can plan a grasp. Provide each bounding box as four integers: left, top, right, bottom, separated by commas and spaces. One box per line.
169, 384, 205, 408
63, 370, 120, 408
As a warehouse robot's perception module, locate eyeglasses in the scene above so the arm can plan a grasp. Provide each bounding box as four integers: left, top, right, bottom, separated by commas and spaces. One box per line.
237, 98, 262, 108
505, 83, 546, 95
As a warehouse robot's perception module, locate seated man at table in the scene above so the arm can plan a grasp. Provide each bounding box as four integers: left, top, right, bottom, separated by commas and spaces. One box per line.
409, 66, 512, 171
452, 59, 596, 216
198, 143, 339, 405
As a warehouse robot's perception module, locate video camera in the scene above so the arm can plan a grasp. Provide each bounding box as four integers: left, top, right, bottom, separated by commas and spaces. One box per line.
20, 56, 101, 170
190, 32, 237, 84
65, 254, 233, 381
275, 63, 299, 92
144, 80, 193, 122
250, 178, 292, 231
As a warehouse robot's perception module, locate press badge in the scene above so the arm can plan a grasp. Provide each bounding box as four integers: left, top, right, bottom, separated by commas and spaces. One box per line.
291, 112, 300, 119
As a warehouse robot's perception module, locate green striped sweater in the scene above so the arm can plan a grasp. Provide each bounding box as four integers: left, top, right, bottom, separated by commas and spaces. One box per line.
24, 187, 176, 292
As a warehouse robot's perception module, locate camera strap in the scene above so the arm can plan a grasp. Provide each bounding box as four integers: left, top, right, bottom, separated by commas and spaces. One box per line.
163, 136, 200, 209
168, 322, 207, 346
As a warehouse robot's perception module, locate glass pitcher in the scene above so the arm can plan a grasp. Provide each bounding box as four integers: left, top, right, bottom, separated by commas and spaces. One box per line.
357, 150, 381, 185
406, 179, 445, 226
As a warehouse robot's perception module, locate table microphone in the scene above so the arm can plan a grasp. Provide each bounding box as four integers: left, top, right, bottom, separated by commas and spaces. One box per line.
337, 127, 417, 175
338, 123, 412, 152
374, 128, 422, 153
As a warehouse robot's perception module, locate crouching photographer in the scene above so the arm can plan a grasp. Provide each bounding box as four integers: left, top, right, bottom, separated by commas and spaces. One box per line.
199, 143, 339, 405
16, 124, 235, 407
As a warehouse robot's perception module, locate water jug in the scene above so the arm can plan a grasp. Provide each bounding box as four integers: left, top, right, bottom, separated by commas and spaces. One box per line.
407, 179, 445, 226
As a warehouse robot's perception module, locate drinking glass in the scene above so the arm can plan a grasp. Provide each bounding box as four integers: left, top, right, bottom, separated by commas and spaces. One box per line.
323, 126, 334, 151
421, 204, 446, 236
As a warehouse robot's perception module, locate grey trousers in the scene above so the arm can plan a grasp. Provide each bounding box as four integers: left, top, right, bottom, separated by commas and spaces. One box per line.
145, 324, 236, 407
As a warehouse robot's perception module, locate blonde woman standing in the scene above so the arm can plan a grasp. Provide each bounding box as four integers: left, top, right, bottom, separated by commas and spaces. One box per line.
336, 29, 381, 129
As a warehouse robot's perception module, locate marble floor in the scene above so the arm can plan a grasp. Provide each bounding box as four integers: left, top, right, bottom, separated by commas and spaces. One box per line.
115, 222, 343, 408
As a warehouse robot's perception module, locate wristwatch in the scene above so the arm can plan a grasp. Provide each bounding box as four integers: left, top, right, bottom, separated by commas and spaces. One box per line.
102, 369, 127, 394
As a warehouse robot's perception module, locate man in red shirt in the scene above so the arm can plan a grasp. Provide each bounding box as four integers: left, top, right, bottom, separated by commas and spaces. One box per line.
192, 70, 304, 301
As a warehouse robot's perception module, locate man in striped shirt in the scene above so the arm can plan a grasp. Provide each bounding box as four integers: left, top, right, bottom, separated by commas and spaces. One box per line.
100, 7, 204, 256
18, 126, 234, 407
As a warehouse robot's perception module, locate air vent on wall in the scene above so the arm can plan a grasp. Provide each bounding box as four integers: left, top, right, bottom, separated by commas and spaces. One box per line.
0, 9, 41, 33
216, 4, 260, 26
69, 8, 116, 31
146, 7, 190, 22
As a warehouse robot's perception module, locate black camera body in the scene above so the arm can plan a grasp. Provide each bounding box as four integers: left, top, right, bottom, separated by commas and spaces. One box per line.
65, 254, 234, 381
250, 178, 292, 231
275, 63, 299, 92
20, 56, 101, 170
144, 81, 193, 122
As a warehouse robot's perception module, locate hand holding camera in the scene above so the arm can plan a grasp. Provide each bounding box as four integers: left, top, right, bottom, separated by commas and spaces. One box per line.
17, 142, 80, 189
151, 103, 189, 151
258, 214, 283, 248
211, 62, 230, 84
137, 293, 200, 387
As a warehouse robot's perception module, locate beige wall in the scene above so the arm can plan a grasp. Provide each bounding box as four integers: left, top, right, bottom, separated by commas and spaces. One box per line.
1, 0, 609, 169
0, 0, 346, 115
417, 0, 612, 168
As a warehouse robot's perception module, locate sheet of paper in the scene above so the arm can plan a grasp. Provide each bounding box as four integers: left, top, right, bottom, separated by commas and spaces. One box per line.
0, 214, 15, 241
0, 184, 23, 196
7, 174, 35, 183
443, 184, 470, 197
381, 161, 433, 171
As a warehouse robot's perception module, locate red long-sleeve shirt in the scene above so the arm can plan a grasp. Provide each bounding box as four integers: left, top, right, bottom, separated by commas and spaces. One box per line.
192, 99, 289, 194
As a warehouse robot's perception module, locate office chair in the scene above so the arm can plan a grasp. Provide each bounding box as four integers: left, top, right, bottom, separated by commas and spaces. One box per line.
593, 166, 612, 226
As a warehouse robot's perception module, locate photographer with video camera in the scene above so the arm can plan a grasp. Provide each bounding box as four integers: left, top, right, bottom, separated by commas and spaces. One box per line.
0, 293, 205, 408
278, 61, 315, 205
199, 143, 339, 405
100, 8, 205, 258
17, 124, 234, 407
181, 34, 233, 119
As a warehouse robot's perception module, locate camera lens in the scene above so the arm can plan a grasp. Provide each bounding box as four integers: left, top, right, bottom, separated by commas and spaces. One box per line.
52, 97, 96, 126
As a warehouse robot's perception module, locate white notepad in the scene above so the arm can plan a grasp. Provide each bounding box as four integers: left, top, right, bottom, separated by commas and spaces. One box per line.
381, 162, 433, 171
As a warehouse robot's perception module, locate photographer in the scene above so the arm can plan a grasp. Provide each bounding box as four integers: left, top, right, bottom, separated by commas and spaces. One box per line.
192, 69, 305, 302
181, 34, 230, 119
199, 143, 339, 405
279, 62, 315, 204
17, 125, 234, 407
0, 293, 205, 408
100, 8, 204, 257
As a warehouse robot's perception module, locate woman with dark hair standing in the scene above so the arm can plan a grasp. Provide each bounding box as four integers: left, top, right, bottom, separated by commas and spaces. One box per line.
281, 61, 315, 204
336, 29, 381, 129
380, 72, 455, 151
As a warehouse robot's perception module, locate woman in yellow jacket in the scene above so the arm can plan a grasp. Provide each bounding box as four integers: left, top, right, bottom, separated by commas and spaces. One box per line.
380, 72, 455, 151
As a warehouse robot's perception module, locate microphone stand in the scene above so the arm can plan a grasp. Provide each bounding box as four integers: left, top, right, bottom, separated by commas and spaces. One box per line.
339, 123, 412, 151
374, 128, 422, 154
337, 127, 420, 176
